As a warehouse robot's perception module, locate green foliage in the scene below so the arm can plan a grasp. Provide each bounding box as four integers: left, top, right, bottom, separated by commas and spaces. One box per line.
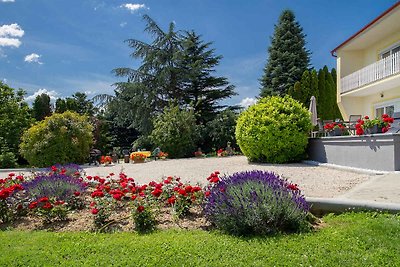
288, 67, 342, 120
55, 92, 96, 116
206, 109, 238, 150
178, 31, 237, 124
260, 9, 311, 97
102, 16, 236, 138
0, 82, 34, 167
32, 93, 52, 121
0, 147, 17, 169
235, 96, 312, 163
0, 200, 12, 223
1, 213, 400, 266
19, 111, 93, 167
132, 207, 156, 233
150, 105, 198, 158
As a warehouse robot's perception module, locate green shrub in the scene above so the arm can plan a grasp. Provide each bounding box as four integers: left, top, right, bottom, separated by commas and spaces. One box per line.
0, 151, 17, 169
150, 105, 199, 158
235, 96, 311, 163
206, 109, 238, 151
132, 206, 156, 233
19, 111, 93, 167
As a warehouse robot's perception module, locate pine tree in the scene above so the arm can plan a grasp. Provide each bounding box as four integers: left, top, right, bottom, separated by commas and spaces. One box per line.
330, 68, 342, 119
177, 31, 236, 124
260, 9, 311, 97
32, 93, 52, 121
317, 68, 327, 119
300, 70, 311, 107
310, 69, 319, 103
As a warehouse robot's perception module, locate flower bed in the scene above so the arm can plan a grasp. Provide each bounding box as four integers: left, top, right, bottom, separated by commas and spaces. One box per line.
0, 165, 311, 234
355, 114, 394, 135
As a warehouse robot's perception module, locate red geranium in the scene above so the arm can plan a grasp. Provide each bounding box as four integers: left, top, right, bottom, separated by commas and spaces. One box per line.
178, 188, 187, 196
168, 196, 176, 205
91, 208, 99, 215
42, 202, 53, 210
29, 201, 38, 209
287, 183, 299, 191
151, 188, 163, 198
74, 191, 81, 196
38, 197, 49, 203
137, 205, 145, 213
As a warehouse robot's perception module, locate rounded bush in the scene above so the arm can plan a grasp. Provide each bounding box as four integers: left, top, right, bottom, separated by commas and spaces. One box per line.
235, 96, 311, 163
203, 170, 309, 235
20, 111, 93, 167
150, 105, 199, 158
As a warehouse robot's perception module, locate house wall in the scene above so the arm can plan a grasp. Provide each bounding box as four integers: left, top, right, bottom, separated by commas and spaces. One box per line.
339, 86, 400, 119
336, 22, 400, 120
307, 134, 400, 171
363, 31, 400, 66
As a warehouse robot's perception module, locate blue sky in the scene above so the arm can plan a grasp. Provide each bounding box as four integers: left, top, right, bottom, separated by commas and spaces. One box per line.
0, 0, 396, 107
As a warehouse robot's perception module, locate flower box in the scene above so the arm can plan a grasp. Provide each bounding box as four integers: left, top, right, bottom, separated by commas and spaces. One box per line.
364, 124, 383, 135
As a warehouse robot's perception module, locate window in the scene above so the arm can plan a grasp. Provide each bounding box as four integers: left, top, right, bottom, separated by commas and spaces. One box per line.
380, 43, 400, 59
375, 103, 396, 118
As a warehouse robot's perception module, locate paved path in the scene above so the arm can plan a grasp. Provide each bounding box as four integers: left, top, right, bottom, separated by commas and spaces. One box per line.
1, 156, 399, 203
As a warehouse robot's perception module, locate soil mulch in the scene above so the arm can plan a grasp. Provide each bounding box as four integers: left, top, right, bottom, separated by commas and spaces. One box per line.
1, 206, 211, 233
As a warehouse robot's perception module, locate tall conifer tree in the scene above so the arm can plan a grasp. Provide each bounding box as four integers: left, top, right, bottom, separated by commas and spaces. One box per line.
32, 93, 52, 121
260, 9, 311, 97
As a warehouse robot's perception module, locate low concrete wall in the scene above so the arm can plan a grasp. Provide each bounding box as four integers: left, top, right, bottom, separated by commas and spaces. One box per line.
307, 133, 400, 171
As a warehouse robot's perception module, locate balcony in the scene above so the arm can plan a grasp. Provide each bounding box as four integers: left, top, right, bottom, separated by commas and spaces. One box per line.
341, 51, 400, 94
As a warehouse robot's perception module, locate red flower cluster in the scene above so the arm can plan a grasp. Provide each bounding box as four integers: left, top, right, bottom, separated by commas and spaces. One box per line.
287, 183, 299, 191
207, 171, 220, 183
0, 182, 23, 200
356, 114, 394, 135
100, 156, 112, 164
324, 122, 345, 131
28, 196, 65, 210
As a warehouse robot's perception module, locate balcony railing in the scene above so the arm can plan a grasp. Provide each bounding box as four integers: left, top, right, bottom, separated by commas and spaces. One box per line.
341, 51, 400, 94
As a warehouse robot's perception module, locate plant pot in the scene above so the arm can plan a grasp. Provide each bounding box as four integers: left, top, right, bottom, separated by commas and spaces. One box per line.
134, 158, 145, 163
334, 128, 342, 136
124, 155, 130, 163
365, 125, 382, 134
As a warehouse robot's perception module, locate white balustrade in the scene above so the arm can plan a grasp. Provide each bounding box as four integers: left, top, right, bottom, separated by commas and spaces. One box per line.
341, 51, 400, 94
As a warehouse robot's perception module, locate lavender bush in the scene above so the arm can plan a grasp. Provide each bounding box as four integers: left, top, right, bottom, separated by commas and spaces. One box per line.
203, 170, 310, 235
21, 174, 86, 201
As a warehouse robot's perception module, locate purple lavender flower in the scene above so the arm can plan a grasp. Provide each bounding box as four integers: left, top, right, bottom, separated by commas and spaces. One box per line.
203, 170, 310, 235
21, 173, 86, 201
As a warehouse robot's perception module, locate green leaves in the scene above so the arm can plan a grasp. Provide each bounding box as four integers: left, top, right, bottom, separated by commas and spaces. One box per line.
236, 95, 312, 163
19, 111, 93, 167
260, 9, 311, 97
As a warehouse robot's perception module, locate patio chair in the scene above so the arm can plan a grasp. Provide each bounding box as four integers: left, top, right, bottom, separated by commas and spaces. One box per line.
347, 115, 362, 135
89, 149, 102, 165
311, 118, 326, 138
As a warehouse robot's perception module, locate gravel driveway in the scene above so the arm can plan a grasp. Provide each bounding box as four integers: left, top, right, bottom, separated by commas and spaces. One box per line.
81, 156, 373, 198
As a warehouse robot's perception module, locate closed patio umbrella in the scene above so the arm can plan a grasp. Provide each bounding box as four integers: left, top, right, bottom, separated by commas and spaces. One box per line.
309, 96, 317, 126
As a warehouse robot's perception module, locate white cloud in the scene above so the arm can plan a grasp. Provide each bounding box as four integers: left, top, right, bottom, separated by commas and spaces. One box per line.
0, 37, 21, 47
1, 0, 15, 2
239, 97, 257, 108
25, 88, 60, 103
0, 23, 24, 48
120, 3, 148, 13
0, 23, 24, 37
120, 22, 127, 28
24, 53, 43, 64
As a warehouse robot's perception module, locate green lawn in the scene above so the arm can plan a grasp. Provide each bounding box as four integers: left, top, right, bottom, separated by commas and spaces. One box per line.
1, 212, 399, 266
